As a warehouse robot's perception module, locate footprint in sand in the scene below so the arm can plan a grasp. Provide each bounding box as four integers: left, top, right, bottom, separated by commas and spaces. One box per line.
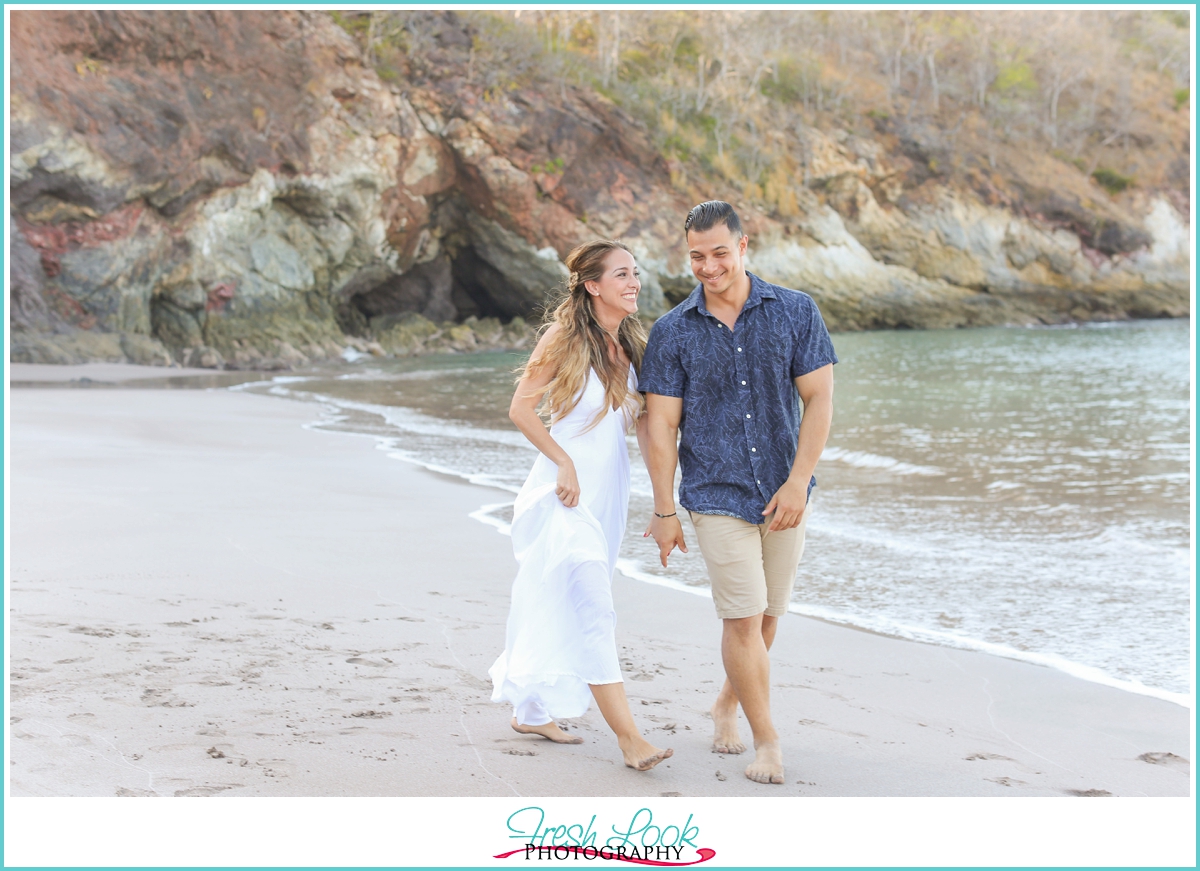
1065, 788, 1112, 797
505, 749, 537, 756
797, 719, 868, 739
173, 785, 237, 797
140, 688, 194, 707
70, 626, 116, 638
1138, 752, 1190, 771
455, 671, 492, 691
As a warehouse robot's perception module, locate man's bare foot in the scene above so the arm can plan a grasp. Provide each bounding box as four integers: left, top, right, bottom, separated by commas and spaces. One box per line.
511, 718, 583, 744
744, 741, 784, 784
618, 734, 674, 771
711, 701, 746, 754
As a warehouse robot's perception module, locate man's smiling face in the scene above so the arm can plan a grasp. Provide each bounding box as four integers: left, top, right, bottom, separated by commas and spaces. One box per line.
687, 224, 748, 298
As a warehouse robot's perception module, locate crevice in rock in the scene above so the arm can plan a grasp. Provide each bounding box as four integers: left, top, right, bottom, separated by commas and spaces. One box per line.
447, 244, 542, 322
340, 200, 567, 334
150, 295, 203, 355
344, 239, 547, 333
352, 254, 456, 331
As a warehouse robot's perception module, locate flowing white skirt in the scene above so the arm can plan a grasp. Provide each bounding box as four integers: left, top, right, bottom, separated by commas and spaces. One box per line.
489, 369, 632, 725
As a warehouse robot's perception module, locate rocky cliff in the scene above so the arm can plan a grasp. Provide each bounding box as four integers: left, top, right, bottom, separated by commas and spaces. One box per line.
9, 11, 1190, 368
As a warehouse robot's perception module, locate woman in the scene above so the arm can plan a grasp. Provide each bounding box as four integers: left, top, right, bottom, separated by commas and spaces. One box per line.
489, 240, 672, 772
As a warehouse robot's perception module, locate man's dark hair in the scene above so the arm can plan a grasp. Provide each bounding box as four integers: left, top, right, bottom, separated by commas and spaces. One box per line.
684, 200, 744, 239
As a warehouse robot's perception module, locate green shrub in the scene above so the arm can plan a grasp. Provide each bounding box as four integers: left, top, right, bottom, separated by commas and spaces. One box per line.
994, 60, 1037, 96
330, 10, 369, 37
1054, 150, 1088, 172
530, 157, 565, 175
760, 56, 822, 106
1174, 88, 1189, 109
1092, 167, 1134, 194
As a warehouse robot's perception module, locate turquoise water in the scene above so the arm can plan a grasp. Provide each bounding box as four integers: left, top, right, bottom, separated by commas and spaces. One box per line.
241, 319, 1193, 702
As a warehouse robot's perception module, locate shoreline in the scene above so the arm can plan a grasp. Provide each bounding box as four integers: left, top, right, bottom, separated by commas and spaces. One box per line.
296, 391, 1193, 710
458, 475, 1193, 710
8, 383, 1190, 797
9, 315, 1192, 378
10, 361, 1191, 709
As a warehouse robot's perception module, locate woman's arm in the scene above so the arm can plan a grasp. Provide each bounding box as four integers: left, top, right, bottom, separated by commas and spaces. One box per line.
508, 325, 580, 507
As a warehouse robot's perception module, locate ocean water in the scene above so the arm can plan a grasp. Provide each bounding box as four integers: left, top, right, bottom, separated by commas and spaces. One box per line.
236, 319, 1193, 705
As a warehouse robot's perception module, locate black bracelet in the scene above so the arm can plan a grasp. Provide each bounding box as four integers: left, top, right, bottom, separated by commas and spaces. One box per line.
654, 511, 677, 519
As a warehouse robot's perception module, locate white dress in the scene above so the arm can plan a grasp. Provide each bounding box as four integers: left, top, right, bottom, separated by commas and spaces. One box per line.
489, 366, 637, 725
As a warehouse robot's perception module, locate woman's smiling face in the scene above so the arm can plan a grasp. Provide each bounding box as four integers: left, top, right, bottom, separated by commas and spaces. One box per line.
586, 248, 642, 319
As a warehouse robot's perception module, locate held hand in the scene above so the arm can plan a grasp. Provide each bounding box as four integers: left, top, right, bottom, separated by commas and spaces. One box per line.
643, 514, 688, 567
555, 460, 581, 508
763, 478, 808, 531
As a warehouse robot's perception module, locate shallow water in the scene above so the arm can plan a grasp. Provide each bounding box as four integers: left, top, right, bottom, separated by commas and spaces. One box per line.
238, 319, 1193, 703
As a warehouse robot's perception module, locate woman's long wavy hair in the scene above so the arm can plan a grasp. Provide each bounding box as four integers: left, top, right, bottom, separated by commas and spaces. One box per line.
519, 240, 649, 431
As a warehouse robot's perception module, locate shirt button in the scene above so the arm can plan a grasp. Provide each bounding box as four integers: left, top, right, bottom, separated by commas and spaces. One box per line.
741, 380, 746, 385
737, 347, 742, 352
751, 448, 757, 452
745, 413, 751, 418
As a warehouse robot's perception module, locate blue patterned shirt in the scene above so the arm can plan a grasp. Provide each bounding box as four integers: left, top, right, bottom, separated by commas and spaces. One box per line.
640, 272, 838, 525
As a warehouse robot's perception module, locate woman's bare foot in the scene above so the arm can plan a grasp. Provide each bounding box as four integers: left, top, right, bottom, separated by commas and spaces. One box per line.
744, 741, 784, 784
619, 734, 674, 771
511, 718, 583, 744
711, 701, 746, 754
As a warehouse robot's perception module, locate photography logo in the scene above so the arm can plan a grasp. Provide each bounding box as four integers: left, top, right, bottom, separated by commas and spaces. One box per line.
494, 807, 716, 865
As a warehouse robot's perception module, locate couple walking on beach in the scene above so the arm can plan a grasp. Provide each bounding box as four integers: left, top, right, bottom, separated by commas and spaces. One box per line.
489, 201, 838, 785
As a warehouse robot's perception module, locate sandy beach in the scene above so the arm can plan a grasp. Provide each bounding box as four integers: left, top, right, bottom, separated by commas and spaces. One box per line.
7, 370, 1192, 801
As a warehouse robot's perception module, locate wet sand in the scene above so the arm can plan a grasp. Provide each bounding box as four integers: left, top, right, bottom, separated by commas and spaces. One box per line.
8, 361, 218, 382
7, 383, 1191, 800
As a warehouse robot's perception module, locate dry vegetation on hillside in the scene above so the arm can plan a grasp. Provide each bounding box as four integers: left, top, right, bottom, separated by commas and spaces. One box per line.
337, 9, 1190, 220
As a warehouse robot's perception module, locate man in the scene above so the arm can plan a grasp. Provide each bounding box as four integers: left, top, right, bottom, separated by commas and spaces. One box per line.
640, 201, 836, 785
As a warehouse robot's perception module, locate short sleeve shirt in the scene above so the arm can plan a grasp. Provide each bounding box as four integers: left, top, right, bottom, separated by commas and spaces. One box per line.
640, 272, 838, 525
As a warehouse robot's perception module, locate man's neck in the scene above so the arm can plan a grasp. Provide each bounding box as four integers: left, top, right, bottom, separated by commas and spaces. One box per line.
703, 271, 752, 326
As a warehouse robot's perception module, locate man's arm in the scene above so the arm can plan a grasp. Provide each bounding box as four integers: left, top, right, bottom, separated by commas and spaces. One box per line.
763, 363, 834, 531
641, 393, 688, 567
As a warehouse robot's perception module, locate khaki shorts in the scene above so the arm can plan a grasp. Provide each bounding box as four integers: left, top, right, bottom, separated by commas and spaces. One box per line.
689, 507, 809, 620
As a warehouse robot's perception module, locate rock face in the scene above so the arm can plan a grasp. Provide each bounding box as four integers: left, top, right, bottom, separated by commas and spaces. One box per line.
9, 11, 1190, 368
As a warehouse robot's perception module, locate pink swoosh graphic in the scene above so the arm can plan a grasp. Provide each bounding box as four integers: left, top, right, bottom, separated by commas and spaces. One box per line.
493, 846, 716, 866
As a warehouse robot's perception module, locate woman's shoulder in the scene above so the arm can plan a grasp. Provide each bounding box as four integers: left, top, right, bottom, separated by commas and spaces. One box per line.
529, 322, 564, 359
